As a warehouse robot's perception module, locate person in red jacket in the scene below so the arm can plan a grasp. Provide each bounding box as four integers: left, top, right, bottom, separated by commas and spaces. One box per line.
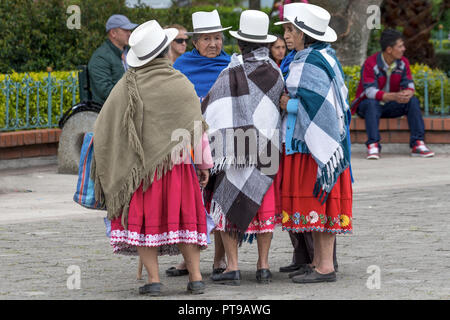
351, 29, 434, 159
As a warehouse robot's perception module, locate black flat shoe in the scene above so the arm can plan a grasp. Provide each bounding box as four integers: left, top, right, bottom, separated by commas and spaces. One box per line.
139, 282, 162, 295
211, 270, 241, 286
212, 268, 226, 275
212, 264, 226, 275
166, 266, 189, 277
256, 269, 272, 284
291, 269, 336, 283
279, 262, 302, 273
187, 281, 205, 294
288, 264, 314, 278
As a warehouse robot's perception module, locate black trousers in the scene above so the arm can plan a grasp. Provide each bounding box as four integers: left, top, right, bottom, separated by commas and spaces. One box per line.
289, 231, 338, 270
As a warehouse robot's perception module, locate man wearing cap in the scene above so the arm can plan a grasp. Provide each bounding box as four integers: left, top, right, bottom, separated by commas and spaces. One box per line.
88, 14, 138, 106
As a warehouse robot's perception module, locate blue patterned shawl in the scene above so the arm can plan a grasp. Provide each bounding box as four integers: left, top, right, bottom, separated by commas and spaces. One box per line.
280, 49, 296, 80
284, 42, 351, 203
173, 49, 231, 100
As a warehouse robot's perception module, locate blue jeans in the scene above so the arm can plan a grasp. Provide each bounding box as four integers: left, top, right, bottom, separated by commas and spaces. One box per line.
357, 97, 425, 148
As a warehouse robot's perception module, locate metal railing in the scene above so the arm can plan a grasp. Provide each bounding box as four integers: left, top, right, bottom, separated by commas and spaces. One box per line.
433, 25, 449, 50
418, 71, 450, 116
0, 72, 78, 132
345, 71, 450, 117
0, 69, 449, 133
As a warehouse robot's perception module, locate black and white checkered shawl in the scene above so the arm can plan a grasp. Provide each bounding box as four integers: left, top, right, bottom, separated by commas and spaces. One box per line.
201, 47, 284, 239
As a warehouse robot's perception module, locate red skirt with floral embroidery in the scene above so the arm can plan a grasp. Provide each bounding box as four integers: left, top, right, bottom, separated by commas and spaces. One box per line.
213, 181, 282, 234
110, 164, 208, 256
206, 168, 283, 235
281, 151, 353, 234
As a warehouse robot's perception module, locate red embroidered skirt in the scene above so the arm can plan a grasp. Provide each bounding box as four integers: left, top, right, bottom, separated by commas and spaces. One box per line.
213, 180, 282, 234
110, 163, 208, 256
208, 166, 283, 236
281, 152, 353, 234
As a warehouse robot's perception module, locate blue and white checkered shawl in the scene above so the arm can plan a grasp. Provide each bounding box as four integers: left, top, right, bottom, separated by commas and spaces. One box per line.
284, 42, 351, 203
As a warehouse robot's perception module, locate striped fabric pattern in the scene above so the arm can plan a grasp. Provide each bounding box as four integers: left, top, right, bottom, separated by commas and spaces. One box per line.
73, 132, 106, 210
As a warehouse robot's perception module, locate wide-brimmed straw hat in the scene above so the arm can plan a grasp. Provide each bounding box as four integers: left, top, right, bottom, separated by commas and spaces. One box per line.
274, 3, 308, 26
185, 9, 231, 36
276, 3, 337, 43
229, 10, 277, 44
127, 20, 178, 68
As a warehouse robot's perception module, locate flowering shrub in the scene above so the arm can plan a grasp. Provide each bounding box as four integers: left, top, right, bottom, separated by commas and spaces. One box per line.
343, 63, 449, 114
1, 63, 448, 132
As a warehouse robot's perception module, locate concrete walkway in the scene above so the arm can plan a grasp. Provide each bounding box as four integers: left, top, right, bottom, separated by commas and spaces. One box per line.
0, 151, 449, 300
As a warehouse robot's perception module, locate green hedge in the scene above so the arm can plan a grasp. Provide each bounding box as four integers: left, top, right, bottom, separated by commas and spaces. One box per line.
1, 63, 448, 131
435, 49, 450, 73
431, 39, 450, 50
1, 0, 447, 74
343, 64, 450, 115
0, 0, 284, 74
0, 71, 79, 130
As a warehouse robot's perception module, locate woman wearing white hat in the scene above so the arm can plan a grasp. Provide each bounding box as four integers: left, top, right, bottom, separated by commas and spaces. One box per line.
276, 2, 338, 277
92, 20, 214, 295
277, 4, 353, 283
169, 9, 232, 278
202, 10, 284, 285
173, 9, 232, 101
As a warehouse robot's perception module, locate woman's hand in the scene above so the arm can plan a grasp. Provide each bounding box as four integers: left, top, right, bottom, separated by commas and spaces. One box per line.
280, 93, 290, 111
196, 169, 210, 189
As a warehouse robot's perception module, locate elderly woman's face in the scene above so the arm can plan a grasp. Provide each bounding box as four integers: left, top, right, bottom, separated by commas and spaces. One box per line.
194, 32, 223, 58
283, 23, 304, 52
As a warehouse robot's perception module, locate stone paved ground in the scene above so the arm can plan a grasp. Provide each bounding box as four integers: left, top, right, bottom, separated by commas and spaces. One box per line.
0, 153, 449, 300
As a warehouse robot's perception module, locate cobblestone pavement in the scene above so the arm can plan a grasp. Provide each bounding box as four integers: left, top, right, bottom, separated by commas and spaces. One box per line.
0, 153, 449, 300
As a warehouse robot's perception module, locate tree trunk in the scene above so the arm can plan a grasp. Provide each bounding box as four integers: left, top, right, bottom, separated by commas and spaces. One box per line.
249, 0, 261, 10
310, 0, 383, 66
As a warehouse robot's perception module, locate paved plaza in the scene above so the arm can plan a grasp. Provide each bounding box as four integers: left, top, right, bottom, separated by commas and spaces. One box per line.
0, 150, 449, 300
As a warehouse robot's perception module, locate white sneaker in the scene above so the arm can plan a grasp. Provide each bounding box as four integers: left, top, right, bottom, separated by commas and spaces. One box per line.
367, 143, 380, 160
411, 140, 435, 158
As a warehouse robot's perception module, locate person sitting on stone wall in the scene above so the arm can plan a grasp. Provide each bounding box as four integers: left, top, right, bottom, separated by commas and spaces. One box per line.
351, 29, 434, 160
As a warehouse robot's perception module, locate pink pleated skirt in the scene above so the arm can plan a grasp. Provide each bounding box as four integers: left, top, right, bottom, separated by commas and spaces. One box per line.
110, 163, 208, 256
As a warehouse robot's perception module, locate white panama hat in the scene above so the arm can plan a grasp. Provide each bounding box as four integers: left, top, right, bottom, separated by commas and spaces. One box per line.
274, 2, 308, 26
185, 9, 231, 36
126, 20, 178, 68
229, 10, 277, 44
276, 3, 337, 43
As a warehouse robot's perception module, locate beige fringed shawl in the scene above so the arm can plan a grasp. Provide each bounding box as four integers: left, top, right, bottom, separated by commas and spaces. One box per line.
91, 58, 208, 228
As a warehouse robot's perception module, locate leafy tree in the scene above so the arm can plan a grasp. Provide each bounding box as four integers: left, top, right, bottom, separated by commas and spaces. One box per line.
382, 0, 449, 67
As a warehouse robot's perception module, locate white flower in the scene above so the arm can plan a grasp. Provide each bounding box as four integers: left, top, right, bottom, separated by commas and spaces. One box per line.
309, 211, 319, 224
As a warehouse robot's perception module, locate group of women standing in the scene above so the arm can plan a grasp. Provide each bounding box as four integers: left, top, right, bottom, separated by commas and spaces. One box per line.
92, 2, 353, 296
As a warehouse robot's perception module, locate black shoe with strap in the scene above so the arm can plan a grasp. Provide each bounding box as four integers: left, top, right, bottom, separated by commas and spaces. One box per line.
291, 269, 336, 283
165, 266, 189, 277
139, 282, 162, 295
256, 269, 272, 284
212, 264, 226, 275
279, 262, 302, 273
187, 281, 205, 294
288, 264, 315, 278
211, 270, 241, 286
